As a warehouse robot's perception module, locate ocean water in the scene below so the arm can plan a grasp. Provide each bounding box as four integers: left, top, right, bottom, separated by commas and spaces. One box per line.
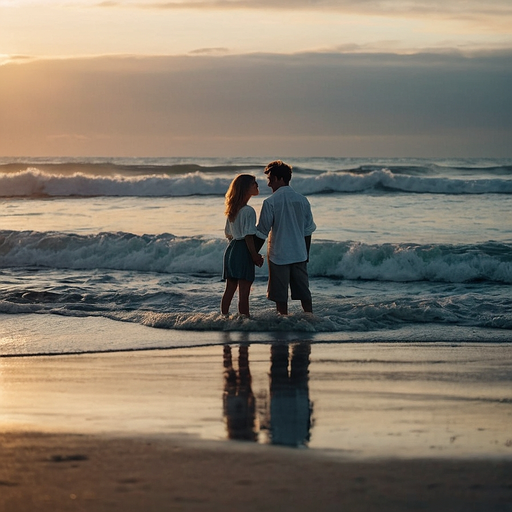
1, 156, 511, 355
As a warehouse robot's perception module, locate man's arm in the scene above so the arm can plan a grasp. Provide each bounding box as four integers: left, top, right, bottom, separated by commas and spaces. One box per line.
305, 235, 311, 262
304, 199, 316, 237
255, 201, 272, 240
253, 235, 265, 252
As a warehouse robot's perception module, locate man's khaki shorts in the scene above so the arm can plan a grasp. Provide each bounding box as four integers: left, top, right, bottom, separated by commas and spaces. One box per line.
267, 260, 311, 303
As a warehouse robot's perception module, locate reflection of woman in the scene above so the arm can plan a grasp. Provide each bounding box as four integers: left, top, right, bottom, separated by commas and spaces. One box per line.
222, 345, 257, 441
221, 174, 264, 317
269, 342, 312, 447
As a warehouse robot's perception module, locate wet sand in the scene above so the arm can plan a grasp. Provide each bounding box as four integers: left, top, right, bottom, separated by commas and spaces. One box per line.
1, 431, 512, 512
1, 342, 511, 510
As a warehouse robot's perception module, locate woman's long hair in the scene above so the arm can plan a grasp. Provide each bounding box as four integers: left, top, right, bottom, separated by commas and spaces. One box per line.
225, 174, 255, 222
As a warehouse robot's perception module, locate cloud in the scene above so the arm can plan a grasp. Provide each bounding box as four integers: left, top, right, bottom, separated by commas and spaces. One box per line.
95, 0, 512, 33
189, 47, 230, 55
1, 51, 511, 157
133, 0, 512, 17
46, 133, 92, 141
11, 0, 512, 22
0, 54, 38, 66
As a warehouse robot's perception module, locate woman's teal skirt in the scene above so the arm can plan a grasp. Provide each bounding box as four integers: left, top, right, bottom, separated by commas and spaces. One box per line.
223, 239, 255, 282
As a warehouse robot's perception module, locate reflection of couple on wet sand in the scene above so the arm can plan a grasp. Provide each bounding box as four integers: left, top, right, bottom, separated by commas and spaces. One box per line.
223, 342, 313, 447
221, 160, 316, 318
222, 344, 256, 441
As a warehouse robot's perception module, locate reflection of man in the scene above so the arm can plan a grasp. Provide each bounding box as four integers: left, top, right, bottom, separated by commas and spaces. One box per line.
256, 160, 316, 315
269, 342, 313, 447
222, 344, 257, 441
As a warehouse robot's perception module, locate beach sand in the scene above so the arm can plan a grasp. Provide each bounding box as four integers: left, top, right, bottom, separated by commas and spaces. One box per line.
1, 340, 511, 511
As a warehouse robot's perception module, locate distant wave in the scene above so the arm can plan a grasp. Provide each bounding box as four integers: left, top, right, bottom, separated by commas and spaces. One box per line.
3, 157, 511, 176
0, 161, 261, 177
1, 168, 512, 197
1, 230, 511, 284
0, 169, 230, 197
294, 170, 512, 195
432, 163, 512, 174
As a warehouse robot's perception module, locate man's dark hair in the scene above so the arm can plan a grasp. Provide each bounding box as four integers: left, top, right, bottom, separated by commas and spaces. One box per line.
264, 160, 292, 185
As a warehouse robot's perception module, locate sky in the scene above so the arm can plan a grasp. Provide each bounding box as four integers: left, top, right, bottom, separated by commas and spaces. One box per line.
1, 0, 512, 157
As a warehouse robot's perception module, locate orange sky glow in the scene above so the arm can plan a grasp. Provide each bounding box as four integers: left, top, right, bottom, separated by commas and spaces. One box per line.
1, 0, 511, 157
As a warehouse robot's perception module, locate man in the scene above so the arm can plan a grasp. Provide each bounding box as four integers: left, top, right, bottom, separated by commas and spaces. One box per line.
256, 160, 316, 315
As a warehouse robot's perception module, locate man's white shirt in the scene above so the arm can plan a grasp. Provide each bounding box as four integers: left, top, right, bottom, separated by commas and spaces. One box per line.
256, 186, 316, 265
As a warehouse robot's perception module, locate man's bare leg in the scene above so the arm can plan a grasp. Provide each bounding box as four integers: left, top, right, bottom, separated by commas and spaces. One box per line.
301, 299, 313, 313
276, 301, 288, 315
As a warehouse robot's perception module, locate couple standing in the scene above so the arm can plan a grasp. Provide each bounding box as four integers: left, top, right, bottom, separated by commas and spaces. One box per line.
221, 160, 316, 317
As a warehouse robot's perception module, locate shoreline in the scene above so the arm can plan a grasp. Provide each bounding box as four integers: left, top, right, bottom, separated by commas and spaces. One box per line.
1, 313, 511, 358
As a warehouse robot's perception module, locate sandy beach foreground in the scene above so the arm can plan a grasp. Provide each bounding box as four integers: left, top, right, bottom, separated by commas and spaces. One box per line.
1, 431, 511, 512
1, 341, 511, 511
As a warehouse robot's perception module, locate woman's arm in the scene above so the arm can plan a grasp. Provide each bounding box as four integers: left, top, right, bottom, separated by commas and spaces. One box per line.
245, 235, 264, 267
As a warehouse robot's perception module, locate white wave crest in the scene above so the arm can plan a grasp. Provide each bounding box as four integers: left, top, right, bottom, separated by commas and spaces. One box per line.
1, 168, 512, 197
0, 169, 231, 197
1, 230, 511, 284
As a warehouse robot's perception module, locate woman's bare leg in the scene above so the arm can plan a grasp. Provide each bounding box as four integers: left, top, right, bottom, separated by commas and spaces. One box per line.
221, 278, 238, 315
237, 279, 252, 317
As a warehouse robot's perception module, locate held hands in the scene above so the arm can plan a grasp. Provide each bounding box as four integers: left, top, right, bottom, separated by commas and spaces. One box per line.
253, 254, 264, 267
244, 235, 264, 267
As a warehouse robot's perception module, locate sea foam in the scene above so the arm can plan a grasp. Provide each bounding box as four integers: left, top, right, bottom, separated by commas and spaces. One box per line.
1, 230, 511, 284
2, 168, 512, 197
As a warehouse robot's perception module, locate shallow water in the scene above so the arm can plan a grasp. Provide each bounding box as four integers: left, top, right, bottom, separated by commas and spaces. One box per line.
1, 156, 511, 354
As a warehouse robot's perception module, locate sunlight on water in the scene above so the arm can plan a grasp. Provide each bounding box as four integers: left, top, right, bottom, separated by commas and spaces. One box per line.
1, 196, 227, 237
2, 192, 511, 244
1, 157, 511, 343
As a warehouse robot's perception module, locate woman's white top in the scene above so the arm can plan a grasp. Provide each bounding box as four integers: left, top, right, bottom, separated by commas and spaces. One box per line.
225, 205, 258, 241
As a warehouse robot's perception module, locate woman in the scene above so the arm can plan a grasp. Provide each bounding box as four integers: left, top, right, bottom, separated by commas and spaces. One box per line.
221, 174, 264, 317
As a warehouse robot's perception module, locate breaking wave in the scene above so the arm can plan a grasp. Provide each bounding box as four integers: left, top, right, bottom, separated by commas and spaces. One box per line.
1, 168, 512, 198
1, 230, 511, 284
